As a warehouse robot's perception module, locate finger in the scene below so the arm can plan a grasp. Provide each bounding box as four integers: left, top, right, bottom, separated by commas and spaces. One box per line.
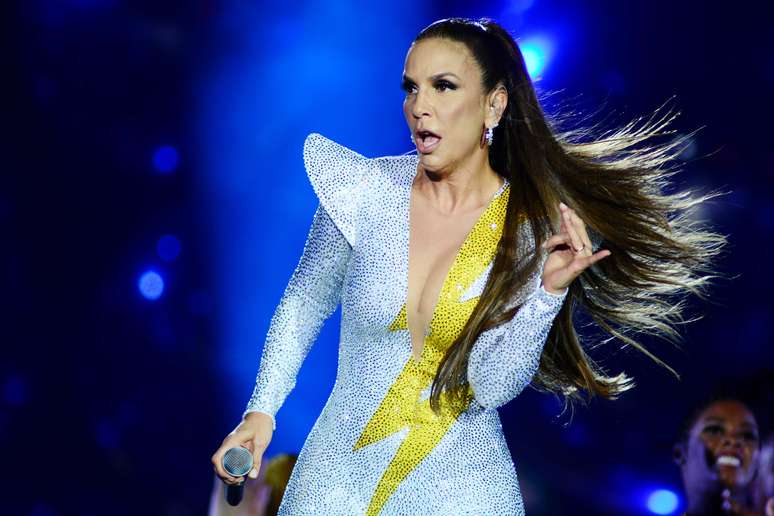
542, 232, 572, 252
574, 249, 612, 271
212, 452, 240, 482
212, 433, 249, 480
558, 205, 567, 231
213, 463, 240, 484
248, 447, 262, 479
569, 210, 594, 253
560, 204, 584, 252
218, 464, 243, 485
249, 438, 269, 479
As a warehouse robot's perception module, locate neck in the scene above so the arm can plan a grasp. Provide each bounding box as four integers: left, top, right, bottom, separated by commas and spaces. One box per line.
414, 159, 503, 214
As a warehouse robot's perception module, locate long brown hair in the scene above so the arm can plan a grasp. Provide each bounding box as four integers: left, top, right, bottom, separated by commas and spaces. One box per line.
419, 17, 728, 413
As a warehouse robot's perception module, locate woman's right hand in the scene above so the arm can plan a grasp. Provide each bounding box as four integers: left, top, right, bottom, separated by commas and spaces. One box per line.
211, 411, 275, 485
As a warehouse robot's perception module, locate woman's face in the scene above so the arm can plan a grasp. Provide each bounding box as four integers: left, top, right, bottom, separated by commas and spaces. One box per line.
401, 37, 495, 174
679, 400, 760, 490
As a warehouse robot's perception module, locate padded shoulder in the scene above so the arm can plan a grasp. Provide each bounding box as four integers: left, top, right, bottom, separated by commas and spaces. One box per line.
302, 132, 372, 247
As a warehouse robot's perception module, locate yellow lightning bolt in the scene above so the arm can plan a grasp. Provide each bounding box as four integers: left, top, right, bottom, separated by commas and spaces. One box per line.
353, 185, 512, 515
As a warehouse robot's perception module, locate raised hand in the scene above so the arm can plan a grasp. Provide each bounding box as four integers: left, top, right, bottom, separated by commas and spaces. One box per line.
540, 201, 612, 295
720, 488, 767, 516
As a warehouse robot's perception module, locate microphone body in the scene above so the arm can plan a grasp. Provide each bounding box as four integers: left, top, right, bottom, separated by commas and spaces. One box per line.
222, 446, 254, 506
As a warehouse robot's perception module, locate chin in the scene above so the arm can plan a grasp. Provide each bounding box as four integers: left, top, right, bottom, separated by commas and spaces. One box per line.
419, 153, 443, 167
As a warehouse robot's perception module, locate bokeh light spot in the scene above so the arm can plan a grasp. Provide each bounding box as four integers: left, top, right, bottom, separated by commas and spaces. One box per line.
647, 489, 679, 514
156, 234, 182, 262
138, 270, 165, 300
152, 145, 179, 174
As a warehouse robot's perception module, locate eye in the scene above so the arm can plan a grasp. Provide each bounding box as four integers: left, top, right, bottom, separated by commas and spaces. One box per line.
741, 431, 759, 442
435, 80, 456, 92
401, 81, 416, 95
703, 424, 724, 436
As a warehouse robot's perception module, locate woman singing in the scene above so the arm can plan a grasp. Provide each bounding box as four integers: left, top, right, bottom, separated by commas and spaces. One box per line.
212, 17, 724, 515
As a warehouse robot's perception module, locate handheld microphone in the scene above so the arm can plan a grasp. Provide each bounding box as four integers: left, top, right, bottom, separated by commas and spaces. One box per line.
222, 446, 254, 506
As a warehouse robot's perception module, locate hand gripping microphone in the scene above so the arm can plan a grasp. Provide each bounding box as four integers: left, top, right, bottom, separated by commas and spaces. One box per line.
222, 446, 254, 506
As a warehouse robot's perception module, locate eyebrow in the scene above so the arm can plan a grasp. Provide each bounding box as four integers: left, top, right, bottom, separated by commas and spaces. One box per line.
402, 72, 461, 83
703, 417, 758, 429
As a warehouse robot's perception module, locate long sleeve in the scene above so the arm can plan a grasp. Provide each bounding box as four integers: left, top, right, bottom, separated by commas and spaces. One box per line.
466, 264, 568, 410
243, 203, 352, 429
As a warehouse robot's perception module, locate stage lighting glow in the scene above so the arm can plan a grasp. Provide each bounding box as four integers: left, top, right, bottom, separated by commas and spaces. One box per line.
513, 0, 535, 12
3, 374, 28, 406
519, 37, 554, 79
138, 270, 165, 300
152, 145, 179, 174
96, 419, 119, 449
647, 489, 679, 514
157, 234, 181, 262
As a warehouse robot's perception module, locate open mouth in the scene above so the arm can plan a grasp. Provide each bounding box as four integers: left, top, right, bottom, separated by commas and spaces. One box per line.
716, 455, 741, 468
415, 129, 441, 153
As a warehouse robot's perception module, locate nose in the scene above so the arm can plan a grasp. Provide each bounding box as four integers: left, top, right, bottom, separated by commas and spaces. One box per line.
722, 434, 742, 449
410, 87, 432, 119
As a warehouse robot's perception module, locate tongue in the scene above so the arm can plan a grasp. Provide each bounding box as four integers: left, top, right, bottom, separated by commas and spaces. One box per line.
423, 135, 440, 146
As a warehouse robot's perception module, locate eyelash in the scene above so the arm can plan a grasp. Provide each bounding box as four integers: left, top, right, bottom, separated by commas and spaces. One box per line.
401, 80, 456, 94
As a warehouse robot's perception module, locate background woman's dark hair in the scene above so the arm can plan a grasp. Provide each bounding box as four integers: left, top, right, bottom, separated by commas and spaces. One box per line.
676, 396, 757, 445
415, 17, 728, 414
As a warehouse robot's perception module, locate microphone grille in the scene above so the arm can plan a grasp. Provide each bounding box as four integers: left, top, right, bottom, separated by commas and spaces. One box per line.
222, 446, 253, 477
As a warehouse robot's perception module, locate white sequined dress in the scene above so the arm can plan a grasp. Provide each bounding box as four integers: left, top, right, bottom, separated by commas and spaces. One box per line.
244, 133, 568, 515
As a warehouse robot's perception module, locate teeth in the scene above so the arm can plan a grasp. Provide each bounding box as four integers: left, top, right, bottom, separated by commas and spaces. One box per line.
717, 455, 741, 467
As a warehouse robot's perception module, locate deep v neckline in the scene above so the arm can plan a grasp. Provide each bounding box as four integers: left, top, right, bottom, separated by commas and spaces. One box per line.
404, 169, 509, 363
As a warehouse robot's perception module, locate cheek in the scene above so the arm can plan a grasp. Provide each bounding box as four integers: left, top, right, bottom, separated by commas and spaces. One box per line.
442, 99, 481, 129
691, 437, 720, 468
699, 434, 724, 452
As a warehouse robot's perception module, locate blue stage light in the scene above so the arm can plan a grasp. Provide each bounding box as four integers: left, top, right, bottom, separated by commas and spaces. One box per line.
138, 270, 165, 300
152, 145, 179, 174
647, 489, 679, 514
157, 234, 181, 262
519, 36, 554, 79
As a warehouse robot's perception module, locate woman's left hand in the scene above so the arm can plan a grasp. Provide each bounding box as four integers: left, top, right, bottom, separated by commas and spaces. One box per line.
540, 201, 612, 295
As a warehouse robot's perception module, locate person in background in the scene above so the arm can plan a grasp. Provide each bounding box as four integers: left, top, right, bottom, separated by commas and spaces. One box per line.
673, 398, 762, 515
753, 434, 774, 516
208, 453, 298, 516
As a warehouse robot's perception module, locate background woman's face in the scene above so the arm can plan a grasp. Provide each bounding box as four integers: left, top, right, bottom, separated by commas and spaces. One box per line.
401, 37, 488, 173
682, 400, 760, 490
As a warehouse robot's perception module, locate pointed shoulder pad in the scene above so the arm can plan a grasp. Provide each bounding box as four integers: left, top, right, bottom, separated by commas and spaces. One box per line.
303, 132, 372, 246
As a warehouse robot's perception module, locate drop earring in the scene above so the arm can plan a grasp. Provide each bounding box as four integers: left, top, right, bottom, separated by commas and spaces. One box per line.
486, 105, 498, 146
485, 124, 496, 146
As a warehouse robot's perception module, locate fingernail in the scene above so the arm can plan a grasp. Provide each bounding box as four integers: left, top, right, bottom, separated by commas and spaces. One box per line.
249, 468, 258, 479
559, 201, 567, 210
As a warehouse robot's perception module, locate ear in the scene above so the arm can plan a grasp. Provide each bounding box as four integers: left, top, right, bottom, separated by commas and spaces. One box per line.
673, 442, 686, 466
486, 83, 508, 127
